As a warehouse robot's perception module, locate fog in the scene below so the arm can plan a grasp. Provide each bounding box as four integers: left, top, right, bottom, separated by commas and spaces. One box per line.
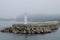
0, 0, 60, 19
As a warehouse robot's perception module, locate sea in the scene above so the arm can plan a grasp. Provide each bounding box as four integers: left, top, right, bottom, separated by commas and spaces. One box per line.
0, 21, 60, 40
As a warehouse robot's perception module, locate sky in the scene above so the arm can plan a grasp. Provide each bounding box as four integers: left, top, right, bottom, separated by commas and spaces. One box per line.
0, 0, 60, 19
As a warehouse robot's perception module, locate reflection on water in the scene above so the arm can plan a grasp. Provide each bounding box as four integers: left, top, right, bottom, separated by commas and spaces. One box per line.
0, 21, 60, 40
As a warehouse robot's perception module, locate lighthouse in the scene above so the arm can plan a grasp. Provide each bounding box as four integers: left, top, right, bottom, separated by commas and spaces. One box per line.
24, 13, 27, 25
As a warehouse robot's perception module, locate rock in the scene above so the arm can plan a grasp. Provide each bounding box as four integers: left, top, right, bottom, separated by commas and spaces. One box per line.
0, 22, 59, 34
12, 29, 20, 34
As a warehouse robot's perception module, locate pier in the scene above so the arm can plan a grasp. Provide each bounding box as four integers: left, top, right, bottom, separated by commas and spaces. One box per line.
0, 21, 59, 34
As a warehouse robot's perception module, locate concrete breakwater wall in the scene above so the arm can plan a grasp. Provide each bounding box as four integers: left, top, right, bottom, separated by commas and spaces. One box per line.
0, 21, 60, 34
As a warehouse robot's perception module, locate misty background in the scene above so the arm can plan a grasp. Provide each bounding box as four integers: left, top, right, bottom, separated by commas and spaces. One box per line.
0, 0, 60, 22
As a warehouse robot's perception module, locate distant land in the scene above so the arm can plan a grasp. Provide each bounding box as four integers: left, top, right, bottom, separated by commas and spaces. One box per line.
0, 18, 16, 21
0, 15, 60, 22
16, 15, 60, 22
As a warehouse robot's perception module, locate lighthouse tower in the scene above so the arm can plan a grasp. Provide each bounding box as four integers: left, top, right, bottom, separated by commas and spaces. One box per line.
24, 13, 27, 25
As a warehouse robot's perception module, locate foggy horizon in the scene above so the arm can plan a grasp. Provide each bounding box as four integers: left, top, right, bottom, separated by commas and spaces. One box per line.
0, 0, 60, 19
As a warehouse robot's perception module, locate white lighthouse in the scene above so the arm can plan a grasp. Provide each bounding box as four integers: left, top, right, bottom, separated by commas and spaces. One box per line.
24, 14, 27, 25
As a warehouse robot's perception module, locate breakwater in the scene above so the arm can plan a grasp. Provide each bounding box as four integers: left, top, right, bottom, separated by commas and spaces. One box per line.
0, 21, 59, 34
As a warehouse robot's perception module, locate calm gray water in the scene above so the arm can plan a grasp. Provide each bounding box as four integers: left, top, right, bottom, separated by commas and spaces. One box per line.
0, 21, 60, 40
